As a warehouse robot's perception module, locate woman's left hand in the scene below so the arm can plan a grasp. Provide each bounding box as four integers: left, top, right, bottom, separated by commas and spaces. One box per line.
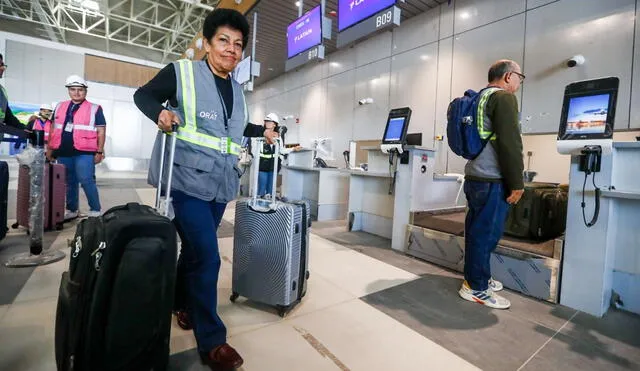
94, 152, 105, 164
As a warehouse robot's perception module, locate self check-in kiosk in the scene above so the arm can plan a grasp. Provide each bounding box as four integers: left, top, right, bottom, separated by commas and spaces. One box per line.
557, 77, 640, 317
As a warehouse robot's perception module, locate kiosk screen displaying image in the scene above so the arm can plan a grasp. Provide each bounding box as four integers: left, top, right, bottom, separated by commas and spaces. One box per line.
383, 117, 406, 141
565, 93, 610, 135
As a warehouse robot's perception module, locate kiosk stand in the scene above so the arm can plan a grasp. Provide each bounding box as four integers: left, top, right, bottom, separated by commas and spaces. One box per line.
557, 77, 640, 317
347, 108, 464, 251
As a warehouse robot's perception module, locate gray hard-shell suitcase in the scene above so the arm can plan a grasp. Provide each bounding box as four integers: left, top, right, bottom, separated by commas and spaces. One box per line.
231, 138, 311, 317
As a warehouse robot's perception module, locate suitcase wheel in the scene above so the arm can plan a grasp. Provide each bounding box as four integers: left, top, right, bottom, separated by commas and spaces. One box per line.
277, 305, 289, 318
56, 223, 64, 231
229, 292, 239, 303
11, 222, 19, 229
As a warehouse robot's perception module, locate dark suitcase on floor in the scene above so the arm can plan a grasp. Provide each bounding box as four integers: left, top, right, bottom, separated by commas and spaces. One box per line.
14, 163, 66, 232
54, 128, 178, 371
0, 161, 8, 241
231, 138, 311, 318
504, 182, 568, 240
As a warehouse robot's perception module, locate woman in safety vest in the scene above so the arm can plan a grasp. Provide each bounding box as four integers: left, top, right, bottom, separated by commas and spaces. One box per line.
133, 8, 278, 370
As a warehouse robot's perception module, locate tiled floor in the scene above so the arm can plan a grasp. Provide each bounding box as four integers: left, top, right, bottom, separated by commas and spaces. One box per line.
0, 164, 639, 371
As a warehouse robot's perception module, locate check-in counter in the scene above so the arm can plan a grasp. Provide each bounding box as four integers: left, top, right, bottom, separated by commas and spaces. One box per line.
281, 165, 350, 221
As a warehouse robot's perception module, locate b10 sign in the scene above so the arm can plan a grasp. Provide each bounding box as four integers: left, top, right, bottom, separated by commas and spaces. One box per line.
287, 6, 322, 59
338, 0, 396, 31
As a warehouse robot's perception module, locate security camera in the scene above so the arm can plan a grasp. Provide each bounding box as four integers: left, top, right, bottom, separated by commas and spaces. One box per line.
567, 54, 585, 68
358, 98, 374, 105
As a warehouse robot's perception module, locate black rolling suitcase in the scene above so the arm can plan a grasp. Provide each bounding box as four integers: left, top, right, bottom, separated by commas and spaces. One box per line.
0, 160, 8, 241
55, 128, 178, 371
504, 182, 568, 240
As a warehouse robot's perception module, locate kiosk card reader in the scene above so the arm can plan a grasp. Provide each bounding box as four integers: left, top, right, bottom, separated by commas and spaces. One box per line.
381, 107, 412, 154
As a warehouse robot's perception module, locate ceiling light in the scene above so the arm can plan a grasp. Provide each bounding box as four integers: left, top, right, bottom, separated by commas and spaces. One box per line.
460, 11, 470, 20
420, 55, 431, 61
295, 1, 301, 7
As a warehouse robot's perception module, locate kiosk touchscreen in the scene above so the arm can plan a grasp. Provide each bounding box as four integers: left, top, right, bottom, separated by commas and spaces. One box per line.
381, 107, 412, 154
557, 77, 619, 155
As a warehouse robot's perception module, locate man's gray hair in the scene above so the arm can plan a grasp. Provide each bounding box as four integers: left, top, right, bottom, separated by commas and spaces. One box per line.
488, 60, 518, 83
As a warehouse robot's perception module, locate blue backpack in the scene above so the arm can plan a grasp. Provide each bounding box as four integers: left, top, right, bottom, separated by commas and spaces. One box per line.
446, 88, 498, 160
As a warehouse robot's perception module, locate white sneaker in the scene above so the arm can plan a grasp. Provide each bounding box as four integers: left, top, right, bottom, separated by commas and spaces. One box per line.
87, 210, 101, 218
64, 210, 78, 220
489, 278, 503, 292
459, 280, 511, 309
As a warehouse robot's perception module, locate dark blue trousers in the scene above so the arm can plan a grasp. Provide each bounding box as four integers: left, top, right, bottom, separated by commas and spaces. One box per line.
171, 190, 227, 352
463, 180, 510, 292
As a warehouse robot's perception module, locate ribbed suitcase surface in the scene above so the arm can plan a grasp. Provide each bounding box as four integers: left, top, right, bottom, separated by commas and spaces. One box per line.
232, 198, 310, 316
15, 163, 65, 231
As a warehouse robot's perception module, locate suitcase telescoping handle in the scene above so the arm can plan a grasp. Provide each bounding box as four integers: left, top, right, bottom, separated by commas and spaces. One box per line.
249, 137, 281, 212
155, 123, 178, 217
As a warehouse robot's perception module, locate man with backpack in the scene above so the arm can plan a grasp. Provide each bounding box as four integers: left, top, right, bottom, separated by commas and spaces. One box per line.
448, 59, 525, 309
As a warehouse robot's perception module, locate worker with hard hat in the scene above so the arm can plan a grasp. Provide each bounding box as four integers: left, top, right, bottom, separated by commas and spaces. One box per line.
26, 103, 53, 143
0, 53, 29, 134
255, 112, 301, 198
47, 74, 106, 219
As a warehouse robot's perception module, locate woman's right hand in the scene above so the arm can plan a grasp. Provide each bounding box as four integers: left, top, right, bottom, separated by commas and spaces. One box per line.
157, 109, 180, 132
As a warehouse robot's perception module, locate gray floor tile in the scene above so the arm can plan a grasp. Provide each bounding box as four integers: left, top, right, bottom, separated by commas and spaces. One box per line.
548, 310, 640, 368
169, 348, 210, 370
0, 231, 61, 305
218, 220, 234, 239
520, 333, 640, 371
362, 273, 558, 371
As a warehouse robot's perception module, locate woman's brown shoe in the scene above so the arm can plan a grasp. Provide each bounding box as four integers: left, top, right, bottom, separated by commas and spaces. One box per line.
175, 310, 192, 330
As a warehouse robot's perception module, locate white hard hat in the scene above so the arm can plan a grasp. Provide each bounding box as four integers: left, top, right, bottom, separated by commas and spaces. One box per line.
65, 75, 87, 88
40, 103, 53, 111
264, 113, 280, 125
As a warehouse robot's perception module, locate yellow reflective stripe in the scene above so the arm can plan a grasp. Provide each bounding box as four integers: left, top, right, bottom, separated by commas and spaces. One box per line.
477, 88, 499, 140
173, 60, 241, 156
178, 60, 197, 131
169, 130, 241, 155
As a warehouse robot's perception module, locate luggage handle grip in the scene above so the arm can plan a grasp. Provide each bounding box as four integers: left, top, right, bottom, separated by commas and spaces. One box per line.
155, 123, 178, 217
247, 198, 277, 214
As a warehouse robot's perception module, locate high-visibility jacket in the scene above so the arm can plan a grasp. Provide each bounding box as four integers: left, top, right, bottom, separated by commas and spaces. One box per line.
49, 100, 100, 152
147, 59, 248, 203
32, 118, 51, 142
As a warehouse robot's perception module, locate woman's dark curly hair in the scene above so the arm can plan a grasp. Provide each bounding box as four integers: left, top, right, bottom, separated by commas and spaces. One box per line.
203, 8, 250, 50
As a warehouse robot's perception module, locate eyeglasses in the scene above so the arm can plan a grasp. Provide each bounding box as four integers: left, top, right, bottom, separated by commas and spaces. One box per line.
512, 71, 526, 82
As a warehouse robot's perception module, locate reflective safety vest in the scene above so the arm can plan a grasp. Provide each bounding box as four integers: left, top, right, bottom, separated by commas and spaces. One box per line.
49, 100, 100, 152
32, 118, 51, 141
476, 87, 501, 141
147, 59, 249, 203
171, 59, 242, 156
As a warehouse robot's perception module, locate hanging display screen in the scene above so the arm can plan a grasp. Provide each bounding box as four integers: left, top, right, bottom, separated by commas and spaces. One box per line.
287, 6, 322, 59
338, 0, 396, 31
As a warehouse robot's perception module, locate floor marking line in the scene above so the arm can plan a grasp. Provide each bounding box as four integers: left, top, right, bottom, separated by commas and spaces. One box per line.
516, 311, 579, 371
294, 326, 351, 371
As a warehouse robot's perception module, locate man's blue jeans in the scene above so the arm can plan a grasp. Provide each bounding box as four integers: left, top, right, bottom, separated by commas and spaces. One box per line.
257, 171, 273, 196
464, 180, 510, 292
171, 190, 227, 352
58, 155, 101, 212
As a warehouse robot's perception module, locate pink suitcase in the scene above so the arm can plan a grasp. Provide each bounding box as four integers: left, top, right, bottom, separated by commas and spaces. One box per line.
13, 163, 66, 232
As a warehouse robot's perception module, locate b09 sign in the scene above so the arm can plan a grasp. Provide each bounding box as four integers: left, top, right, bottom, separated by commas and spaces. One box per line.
287, 6, 322, 59
338, 0, 396, 31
